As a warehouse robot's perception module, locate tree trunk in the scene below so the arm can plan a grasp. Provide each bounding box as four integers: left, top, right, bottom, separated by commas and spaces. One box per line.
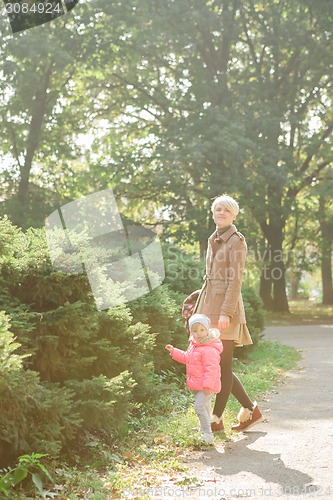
199, 238, 207, 258
15, 66, 53, 226
289, 271, 301, 301
259, 251, 289, 312
260, 211, 290, 312
272, 257, 289, 312
260, 264, 273, 310
319, 197, 333, 305
321, 250, 333, 304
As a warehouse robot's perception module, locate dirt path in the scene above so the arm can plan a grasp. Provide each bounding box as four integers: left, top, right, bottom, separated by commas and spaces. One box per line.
150, 324, 333, 500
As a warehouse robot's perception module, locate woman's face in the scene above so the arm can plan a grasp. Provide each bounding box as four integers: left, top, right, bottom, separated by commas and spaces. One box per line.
213, 203, 236, 228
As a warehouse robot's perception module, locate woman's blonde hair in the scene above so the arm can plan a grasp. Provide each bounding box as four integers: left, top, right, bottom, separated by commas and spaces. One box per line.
211, 195, 240, 216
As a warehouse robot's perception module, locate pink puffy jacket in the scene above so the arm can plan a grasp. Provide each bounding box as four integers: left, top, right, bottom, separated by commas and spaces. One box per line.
171, 338, 223, 393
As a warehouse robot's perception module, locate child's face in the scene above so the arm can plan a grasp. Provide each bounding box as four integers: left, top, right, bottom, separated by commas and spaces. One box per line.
191, 323, 208, 341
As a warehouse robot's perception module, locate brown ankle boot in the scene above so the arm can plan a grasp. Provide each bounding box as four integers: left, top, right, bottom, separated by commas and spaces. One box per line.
211, 414, 224, 432
231, 401, 263, 432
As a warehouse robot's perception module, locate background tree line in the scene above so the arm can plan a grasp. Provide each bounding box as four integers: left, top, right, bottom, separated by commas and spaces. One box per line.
0, 1, 332, 306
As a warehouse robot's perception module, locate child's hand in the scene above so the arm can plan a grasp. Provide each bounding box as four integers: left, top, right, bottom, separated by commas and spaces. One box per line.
165, 344, 173, 351
203, 388, 211, 396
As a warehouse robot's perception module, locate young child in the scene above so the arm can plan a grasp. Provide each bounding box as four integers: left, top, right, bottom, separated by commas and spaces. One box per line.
165, 313, 223, 444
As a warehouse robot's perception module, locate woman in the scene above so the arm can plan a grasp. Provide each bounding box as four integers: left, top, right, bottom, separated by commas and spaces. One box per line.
195, 194, 263, 432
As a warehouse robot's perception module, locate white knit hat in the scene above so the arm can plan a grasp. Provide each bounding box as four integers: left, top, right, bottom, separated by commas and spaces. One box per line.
189, 313, 211, 332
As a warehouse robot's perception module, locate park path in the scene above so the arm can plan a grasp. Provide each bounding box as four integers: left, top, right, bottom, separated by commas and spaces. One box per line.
150, 324, 333, 500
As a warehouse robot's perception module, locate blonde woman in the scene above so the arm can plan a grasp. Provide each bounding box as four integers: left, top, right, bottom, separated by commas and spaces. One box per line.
195, 195, 263, 432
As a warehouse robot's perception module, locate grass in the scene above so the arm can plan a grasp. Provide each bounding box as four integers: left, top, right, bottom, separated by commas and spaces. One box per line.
38, 340, 300, 500
266, 300, 333, 326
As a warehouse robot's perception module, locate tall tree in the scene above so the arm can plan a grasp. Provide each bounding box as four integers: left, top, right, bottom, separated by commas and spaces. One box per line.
318, 189, 333, 305
0, 1, 134, 227
0, 18, 80, 225
238, 1, 333, 310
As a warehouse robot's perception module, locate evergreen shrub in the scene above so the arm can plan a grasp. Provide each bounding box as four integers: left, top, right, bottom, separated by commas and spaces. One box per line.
0, 311, 79, 466
242, 286, 266, 346
162, 243, 204, 295
127, 284, 188, 376
66, 371, 136, 432
0, 219, 158, 463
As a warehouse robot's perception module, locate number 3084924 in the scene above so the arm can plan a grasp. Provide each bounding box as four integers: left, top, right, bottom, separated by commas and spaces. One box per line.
5, 2, 62, 14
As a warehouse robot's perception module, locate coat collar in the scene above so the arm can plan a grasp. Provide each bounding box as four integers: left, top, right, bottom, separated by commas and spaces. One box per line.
209, 224, 237, 244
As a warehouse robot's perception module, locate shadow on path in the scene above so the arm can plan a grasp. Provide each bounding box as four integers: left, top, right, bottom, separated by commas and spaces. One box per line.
187, 431, 317, 495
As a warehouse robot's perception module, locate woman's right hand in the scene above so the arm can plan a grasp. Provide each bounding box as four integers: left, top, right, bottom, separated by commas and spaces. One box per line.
218, 315, 230, 331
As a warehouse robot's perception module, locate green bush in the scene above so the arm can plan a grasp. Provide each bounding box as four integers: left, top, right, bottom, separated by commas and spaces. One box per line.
242, 286, 266, 346
0, 452, 53, 498
162, 243, 204, 295
66, 371, 136, 433
127, 284, 188, 375
0, 311, 80, 465
0, 219, 158, 464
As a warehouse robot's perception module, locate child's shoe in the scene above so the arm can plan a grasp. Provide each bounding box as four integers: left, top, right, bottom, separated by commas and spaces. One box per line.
200, 432, 214, 444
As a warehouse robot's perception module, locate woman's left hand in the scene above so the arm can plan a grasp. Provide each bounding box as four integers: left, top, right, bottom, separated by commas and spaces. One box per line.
218, 314, 230, 331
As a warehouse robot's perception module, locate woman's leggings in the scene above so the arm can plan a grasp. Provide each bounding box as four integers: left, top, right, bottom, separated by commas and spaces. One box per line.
212, 339, 253, 417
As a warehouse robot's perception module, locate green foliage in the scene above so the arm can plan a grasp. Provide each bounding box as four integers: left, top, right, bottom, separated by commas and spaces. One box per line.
0, 220, 160, 464
0, 217, 21, 263
162, 243, 205, 295
242, 286, 266, 346
1, 0, 332, 310
0, 310, 80, 464
0, 452, 53, 498
66, 372, 136, 433
128, 284, 188, 375
0, 311, 27, 371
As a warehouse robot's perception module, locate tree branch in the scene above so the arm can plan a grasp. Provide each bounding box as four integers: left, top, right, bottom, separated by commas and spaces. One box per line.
298, 123, 333, 176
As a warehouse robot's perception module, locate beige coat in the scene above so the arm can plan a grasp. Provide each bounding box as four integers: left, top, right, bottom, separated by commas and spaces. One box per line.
196, 224, 247, 329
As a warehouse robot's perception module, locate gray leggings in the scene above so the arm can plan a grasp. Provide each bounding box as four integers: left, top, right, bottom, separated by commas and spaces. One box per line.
193, 390, 213, 434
